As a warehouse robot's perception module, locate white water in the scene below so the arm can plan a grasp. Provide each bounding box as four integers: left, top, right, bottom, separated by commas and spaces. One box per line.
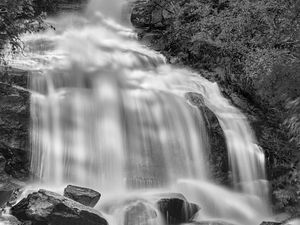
5, 1, 272, 225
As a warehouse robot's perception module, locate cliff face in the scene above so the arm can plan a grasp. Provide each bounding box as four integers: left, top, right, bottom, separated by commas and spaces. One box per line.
0, 68, 30, 181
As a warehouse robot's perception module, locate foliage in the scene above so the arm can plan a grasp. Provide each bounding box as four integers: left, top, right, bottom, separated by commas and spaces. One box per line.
272, 162, 300, 214
0, 0, 48, 61
135, 0, 300, 213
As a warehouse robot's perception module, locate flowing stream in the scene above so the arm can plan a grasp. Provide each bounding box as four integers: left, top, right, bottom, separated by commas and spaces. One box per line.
6, 0, 272, 224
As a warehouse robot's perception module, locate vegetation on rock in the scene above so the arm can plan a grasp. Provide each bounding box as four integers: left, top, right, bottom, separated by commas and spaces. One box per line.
0, 0, 49, 60
131, 0, 300, 214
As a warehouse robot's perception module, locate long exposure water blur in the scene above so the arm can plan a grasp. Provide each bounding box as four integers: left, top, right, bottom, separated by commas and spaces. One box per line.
5, 0, 272, 224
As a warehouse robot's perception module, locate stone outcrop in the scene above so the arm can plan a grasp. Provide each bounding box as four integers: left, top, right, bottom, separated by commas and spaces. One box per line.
11, 189, 108, 225
155, 193, 200, 224
131, 0, 174, 29
0, 215, 22, 225
0, 67, 30, 180
185, 92, 230, 185
124, 201, 158, 225
64, 185, 101, 207
34, 0, 88, 15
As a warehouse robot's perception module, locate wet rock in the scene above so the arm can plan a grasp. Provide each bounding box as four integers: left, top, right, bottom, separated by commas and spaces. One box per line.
155, 193, 200, 224
0, 215, 22, 225
130, 0, 152, 28
0, 68, 30, 180
0, 180, 22, 209
0, 185, 14, 208
185, 92, 230, 185
124, 201, 158, 225
11, 189, 108, 225
181, 221, 236, 225
260, 222, 281, 225
64, 185, 101, 207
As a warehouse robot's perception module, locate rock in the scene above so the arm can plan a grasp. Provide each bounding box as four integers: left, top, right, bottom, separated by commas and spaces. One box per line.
260, 222, 281, 225
130, 0, 152, 28
281, 216, 300, 225
155, 193, 200, 224
0, 182, 20, 208
0, 215, 22, 225
185, 92, 205, 107
11, 189, 108, 225
0, 153, 6, 172
0, 188, 14, 208
0, 67, 30, 180
124, 201, 158, 225
181, 221, 236, 225
64, 185, 101, 207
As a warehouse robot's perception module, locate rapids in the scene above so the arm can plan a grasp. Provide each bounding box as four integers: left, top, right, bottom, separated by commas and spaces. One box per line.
5, 0, 272, 224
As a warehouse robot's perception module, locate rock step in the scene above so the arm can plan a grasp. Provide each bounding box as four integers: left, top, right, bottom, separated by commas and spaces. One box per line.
11, 189, 108, 225
64, 185, 101, 207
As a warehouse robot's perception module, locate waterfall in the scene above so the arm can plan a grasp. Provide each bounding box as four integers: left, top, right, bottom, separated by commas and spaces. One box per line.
6, 1, 271, 225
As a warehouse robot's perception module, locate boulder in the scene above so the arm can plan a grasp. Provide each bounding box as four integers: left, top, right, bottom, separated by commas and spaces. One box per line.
64, 185, 101, 207
155, 193, 200, 224
0, 67, 31, 180
0, 215, 22, 225
130, 0, 152, 28
0, 181, 20, 208
11, 189, 108, 225
124, 201, 158, 225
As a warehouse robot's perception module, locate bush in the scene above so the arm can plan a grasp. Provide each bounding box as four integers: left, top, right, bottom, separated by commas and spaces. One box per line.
0, 0, 47, 62
133, 0, 300, 213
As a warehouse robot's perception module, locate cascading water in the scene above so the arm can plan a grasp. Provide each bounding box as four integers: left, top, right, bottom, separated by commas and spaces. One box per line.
5, 0, 272, 224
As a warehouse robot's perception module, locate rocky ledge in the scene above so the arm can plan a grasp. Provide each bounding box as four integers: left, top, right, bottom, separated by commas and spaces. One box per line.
2, 185, 201, 225
0, 67, 30, 182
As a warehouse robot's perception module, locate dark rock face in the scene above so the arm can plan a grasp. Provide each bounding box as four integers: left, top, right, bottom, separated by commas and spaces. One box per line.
64, 185, 101, 207
260, 222, 281, 225
131, 0, 152, 28
181, 221, 236, 225
185, 92, 230, 185
34, 0, 88, 15
131, 0, 174, 29
281, 216, 300, 225
0, 67, 30, 180
155, 193, 200, 224
11, 189, 108, 225
0, 179, 23, 209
